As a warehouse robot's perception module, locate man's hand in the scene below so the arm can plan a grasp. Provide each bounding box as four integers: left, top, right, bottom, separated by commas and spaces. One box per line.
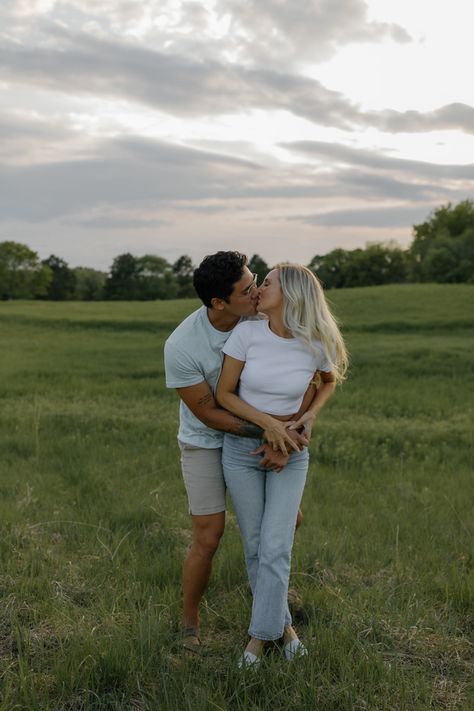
250, 425, 309, 471
249, 443, 289, 472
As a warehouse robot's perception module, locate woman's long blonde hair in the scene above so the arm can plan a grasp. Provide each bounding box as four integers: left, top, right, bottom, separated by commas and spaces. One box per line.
277, 263, 348, 383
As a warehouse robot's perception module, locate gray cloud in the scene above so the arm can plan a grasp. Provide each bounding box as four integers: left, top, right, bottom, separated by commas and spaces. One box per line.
336, 170, 463, 202
0, 30, 361, 129
71, 214, 171, 229
217, 0, 411, 66
291, 205, 436, 228
281, 140, 474, 180
0, 132, 470, 229
0, 113, 72, 141
0, 138, 265, 221
369, 103, 474, 134
1, 28, 472, 136
1, 0, 411, 68
0, 112, 79, 164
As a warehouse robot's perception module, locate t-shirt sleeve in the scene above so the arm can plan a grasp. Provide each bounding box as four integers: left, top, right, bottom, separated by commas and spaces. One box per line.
319, 352, 332, 373
164, 339, 205, 389
222, 322, 250, 361
315, 342, 335, 373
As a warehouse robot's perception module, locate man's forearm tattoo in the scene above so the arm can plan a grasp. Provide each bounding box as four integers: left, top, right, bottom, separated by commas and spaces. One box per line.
197, 392, 213, 406
230, 417, 264, 439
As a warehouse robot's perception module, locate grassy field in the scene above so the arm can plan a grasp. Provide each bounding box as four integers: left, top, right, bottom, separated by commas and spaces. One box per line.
0, 284, 473, 710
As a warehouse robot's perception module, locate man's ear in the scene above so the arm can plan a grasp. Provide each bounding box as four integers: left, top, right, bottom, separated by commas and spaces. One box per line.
210, 297, 225, 311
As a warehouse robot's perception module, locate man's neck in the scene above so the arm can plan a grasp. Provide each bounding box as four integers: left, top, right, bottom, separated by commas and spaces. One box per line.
207, 307, 240, 332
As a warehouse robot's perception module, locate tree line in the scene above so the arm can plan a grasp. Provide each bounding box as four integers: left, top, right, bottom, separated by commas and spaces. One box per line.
1, 201, 473, 300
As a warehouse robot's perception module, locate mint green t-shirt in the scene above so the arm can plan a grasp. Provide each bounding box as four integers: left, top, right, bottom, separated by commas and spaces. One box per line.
164, 306, 235, 448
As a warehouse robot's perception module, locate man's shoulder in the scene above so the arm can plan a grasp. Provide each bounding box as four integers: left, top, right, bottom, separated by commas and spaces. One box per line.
165, 306, 205, 349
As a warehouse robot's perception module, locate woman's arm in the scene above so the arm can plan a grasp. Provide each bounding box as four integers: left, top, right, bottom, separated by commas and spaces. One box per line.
216, 355, 300, 456
288, 371, 336, 438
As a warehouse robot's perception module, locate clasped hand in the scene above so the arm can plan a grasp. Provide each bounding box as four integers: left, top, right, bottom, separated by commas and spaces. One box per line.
262, 416, 310, 456
251, 415, 312, 471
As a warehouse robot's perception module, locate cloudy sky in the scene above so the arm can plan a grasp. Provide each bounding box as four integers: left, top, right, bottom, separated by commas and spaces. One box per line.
1, 0, 473, 270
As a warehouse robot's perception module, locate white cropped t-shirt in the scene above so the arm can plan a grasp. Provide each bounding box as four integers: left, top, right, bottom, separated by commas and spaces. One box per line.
222, 320, 332, 416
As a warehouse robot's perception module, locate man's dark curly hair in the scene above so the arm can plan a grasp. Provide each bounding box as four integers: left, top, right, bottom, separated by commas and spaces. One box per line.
193, 251, 248, 308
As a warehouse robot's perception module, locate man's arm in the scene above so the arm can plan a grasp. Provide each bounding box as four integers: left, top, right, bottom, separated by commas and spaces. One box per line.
176, 381, 302, 470
176, 381, 264, 438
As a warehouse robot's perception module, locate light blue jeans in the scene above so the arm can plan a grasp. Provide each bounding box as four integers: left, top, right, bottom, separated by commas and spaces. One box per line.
222, 434, 309, 641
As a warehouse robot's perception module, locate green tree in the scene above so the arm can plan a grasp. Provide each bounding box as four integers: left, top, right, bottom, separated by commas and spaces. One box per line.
104, 253, 140, 300
248, 254, 269, 285
105, 253, 179, 300
308, 248, 351, 289
172, 255, 196, 298
409, 200, 474, 282
0, 241, 51, 299
344, 242, 407, 287
308, 243, 407, 289
41, 255, 77, 300
136, 255, 178, 300
73, 267, 106, 300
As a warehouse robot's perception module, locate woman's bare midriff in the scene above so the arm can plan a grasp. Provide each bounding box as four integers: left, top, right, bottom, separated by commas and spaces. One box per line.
266, 412, 297, 422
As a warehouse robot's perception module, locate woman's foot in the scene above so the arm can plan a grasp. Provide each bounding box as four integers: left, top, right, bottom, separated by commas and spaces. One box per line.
283, 625, 307, 661
237, 637, 265, 669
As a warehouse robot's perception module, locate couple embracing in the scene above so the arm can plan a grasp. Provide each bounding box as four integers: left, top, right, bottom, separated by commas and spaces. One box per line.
164, 251, 347, 667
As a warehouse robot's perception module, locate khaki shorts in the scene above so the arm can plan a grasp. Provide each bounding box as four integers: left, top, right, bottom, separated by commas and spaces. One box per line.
178, 441, 226, 516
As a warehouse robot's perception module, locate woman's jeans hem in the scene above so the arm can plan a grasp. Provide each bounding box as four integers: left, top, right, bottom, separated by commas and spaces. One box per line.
248, 628, 285, 642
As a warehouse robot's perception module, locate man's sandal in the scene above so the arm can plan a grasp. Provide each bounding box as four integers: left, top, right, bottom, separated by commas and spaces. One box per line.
180, 627, 203, 655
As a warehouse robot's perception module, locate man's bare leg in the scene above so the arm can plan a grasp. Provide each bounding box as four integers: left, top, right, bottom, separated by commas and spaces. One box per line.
182, 511, 225, 643
296, 508, 303, 530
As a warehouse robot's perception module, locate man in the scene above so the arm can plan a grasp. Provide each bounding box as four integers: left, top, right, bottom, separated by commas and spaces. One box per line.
164, 251, 304, 652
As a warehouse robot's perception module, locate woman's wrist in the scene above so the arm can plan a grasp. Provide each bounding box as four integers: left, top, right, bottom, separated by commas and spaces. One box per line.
259, 413, 277, 430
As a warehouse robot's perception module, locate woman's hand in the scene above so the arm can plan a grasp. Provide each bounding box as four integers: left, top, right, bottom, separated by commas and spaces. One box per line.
262, 417, 301, 456
286, 411, 316, 441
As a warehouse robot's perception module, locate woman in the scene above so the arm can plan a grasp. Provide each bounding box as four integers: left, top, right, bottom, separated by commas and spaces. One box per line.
216, 263, 347, 667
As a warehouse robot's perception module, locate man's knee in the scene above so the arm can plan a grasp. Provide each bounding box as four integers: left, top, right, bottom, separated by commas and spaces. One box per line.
192, 515, 225, 558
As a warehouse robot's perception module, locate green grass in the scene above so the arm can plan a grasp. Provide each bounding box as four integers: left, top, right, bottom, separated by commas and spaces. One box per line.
0, 284, 473, 710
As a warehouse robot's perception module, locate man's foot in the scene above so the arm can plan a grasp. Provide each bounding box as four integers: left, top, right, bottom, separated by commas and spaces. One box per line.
180, 627, 203, 655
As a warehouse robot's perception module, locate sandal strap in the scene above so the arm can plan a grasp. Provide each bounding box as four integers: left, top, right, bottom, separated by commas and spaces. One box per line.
180, 626, 200, 639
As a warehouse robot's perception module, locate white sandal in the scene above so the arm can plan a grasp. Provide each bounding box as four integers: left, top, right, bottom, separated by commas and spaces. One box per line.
284, 638, 308, 661
237, 650, 261, 669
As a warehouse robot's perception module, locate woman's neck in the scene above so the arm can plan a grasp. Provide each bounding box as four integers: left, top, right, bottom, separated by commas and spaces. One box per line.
268, 312, 293, 339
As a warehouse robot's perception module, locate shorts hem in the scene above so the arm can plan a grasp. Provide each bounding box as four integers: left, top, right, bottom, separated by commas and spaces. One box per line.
189, 505, 227, 516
